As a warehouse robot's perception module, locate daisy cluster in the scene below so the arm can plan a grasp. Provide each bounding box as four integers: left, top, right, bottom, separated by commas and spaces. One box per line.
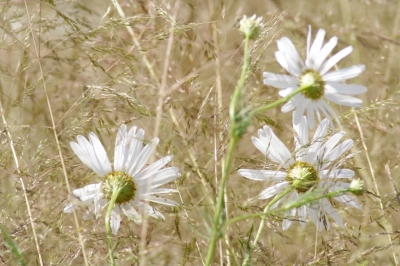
64, 22, 365, 236
238, 23, 366, 230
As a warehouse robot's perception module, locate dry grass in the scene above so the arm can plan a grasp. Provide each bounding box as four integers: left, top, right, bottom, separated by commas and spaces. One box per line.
0, 0, 399, 265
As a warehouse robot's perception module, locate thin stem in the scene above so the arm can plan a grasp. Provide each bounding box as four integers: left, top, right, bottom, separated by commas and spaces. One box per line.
204, 35, 251, 266
204, 137, 238, 266
105, 188, 122, 266
249, 85, 310, 118
242, 187, 293, 266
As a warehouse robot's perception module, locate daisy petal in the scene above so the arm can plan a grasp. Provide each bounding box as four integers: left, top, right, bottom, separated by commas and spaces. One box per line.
323, 65, 365, 82
324, 93, 363, 107
121, 202, 142, 223
263, 72, 298, 89
325, 83, 367, 95
320, 46, 353, 75
334, 194, 362, 209
238, 169, 287, 181
259, 182, 289, 199
110, 205, 121, 235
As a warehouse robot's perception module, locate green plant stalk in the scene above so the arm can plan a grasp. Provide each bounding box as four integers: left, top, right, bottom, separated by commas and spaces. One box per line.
0, 224, 26, 266
204, 34, 251, 266
106, 188, 122, 266
242, 186, 293, 265
249, 85, 310, 119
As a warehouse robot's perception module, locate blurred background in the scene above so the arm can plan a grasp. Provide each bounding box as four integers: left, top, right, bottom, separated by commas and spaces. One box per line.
0, 0, 399, 265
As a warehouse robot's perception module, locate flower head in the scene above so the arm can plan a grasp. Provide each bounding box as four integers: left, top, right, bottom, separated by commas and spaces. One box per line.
239, 15, 263, 40
64, 125, 181, 234
263, 26, 367, 129
238, 117, 361, 231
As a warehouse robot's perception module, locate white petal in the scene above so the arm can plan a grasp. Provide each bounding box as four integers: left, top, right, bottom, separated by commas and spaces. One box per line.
110, 205, 121, 235
262, 72, 297, 89
259, 182, 289, 199
88, 133, 112, 175
127, 138, 159, 177
324, 93, 363, 107
144, 195, 178, 206
147, 188, 179, 194
281, 99, 296, 113
253, 126, 293, 167
323, 65, 365, 82
319, 169, 355, 178
282, 192, 298, 230
298, 204, 307, 227
63, 203, 74, 213
114, 124, 128, 171
320, 46, 353, 75
124, 128, 145, 167
325, 83, 367, 95
278, 87, 294, 97
316, 131, 345, 164
133, 201, 165, 220
238, 169, 287, 181
277, 37, 304, 76
94, 189, 106, 218
306, 28, 326, 69
72, 183, 101, 202
321, 198, 344, 227
334, 194, 362, 209
323, 139, 353, 166
292, 96, 308, 127
314, 36, 338, 70
294, 116, 309, 147
121, 202, 142, 223
135, 155, 173, 180
306, 104, 315, 129
145, 167, 181, 189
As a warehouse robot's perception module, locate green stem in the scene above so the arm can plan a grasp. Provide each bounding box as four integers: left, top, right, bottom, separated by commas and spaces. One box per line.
204, 35, 251, 266
105, 188, 121, 266
249, 85, 310, 119
242, 186, 293, 266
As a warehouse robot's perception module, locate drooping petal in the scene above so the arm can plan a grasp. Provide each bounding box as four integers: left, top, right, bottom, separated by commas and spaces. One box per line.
144, 195, 179, 206
321, 198, 344, 227
133, 200, 165, 220
72, 183, 102, 203
324, 93, 363, 108
238, 169, 287, 181
282, 192, 298, 230
334, 194, 362, 209
259, 182, 289, 199
319, 169, 355, 178
110, 205, 121, 235
121, 202, 142, 223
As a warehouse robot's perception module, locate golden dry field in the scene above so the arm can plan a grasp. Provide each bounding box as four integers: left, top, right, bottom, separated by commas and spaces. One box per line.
0, 0, 399, 265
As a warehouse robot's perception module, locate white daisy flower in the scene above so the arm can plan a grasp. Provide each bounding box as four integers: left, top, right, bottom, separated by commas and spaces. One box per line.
238, 117, 361, 231
64, 124, 181, 235
263, 26, 367, 129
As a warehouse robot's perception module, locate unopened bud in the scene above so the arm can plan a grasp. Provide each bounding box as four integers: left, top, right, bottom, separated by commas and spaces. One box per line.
239, 15, 263, 40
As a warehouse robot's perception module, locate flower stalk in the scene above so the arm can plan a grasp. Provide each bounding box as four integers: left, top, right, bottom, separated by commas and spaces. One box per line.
105, 187, 122, 266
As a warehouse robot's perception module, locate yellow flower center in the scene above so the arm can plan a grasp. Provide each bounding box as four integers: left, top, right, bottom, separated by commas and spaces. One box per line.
286, 161, 319, 193
299, 70, 325, 101
102, 171, 136, 204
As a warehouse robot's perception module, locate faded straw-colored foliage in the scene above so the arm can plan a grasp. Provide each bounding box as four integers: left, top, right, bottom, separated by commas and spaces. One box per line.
0, 0, 399, 265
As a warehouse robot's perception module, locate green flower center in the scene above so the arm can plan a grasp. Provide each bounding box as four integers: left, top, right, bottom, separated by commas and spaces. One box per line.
286, 161, 319, 193
102, 171, 136, 204
299, 69, 325, 101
